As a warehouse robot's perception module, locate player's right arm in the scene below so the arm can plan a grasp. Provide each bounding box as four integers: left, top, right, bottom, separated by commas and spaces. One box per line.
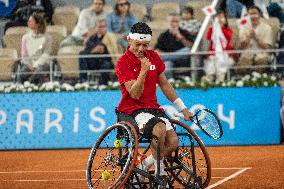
124, 58, 151, 99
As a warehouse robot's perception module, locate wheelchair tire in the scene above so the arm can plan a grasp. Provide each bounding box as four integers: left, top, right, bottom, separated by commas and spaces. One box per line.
165, 119, 211, 189
86, 122, 139, 189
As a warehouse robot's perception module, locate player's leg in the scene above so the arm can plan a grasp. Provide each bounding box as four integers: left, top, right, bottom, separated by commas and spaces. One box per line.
164, 130, 179, 157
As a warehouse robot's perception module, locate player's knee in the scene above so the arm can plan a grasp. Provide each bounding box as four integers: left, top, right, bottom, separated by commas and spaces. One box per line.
152, 122, 166, 138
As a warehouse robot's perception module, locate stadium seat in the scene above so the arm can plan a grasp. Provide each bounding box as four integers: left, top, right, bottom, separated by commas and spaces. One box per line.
152, 2, 180, 22
186, 0, 211, 21
57, 46, 84, 80
263, 17, 280, 46
131, 3, 147, 21
104, 4, 113, 14
3, 26, 29, 56
52, 6, 80, 34
0, 48, 18, 81
46, 25, 68, 55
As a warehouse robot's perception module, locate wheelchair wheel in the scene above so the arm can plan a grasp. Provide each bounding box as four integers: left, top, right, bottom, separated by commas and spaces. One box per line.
86, 122, 139, 189
165, 120, 211, 189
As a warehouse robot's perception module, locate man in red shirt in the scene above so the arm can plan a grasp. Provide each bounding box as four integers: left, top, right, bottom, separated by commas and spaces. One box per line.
116, 22, 192, 176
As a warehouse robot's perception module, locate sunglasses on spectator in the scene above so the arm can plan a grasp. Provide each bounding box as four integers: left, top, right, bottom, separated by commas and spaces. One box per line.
118, 2, 129, 6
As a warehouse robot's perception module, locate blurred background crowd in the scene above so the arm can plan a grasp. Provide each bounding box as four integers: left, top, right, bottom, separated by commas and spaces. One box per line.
0, 0, 284, 85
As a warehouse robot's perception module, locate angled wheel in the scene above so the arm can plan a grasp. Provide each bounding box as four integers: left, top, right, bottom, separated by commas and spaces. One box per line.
86, 122, 139, 189
165, 120, 211, 189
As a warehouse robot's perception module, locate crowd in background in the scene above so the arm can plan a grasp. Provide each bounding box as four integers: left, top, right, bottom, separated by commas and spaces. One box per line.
0, 0, 284, 85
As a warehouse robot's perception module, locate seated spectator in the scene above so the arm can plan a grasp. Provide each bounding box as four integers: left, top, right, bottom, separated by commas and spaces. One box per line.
179, 6, 201, 38
4, 0, 53, 32
59, 0, 107, 48
223, 0, 284, 23
79, 19, 118, 84
107, 0, 137, 52
237, 5, 273, 74
204, 10, 235, 82
154, 12, 194, 79
17, 12, 52, 84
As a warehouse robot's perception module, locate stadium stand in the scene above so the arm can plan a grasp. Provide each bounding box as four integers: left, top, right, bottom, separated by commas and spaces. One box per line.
131, 3, 147, 21
52, 5, 80, 34
3, 26, 29, 56
46, 25, 68, 55
57, 45, 84, 81
151, 2, 180, 22
0, 48, 18, 81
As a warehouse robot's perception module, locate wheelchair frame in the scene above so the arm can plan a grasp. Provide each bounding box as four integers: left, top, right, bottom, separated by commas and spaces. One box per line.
86, 119, 211, 189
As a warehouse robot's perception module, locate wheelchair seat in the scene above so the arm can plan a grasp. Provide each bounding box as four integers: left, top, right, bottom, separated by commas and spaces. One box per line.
115, 108, 153, 143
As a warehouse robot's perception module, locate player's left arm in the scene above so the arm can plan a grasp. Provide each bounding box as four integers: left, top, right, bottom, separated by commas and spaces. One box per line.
158, 73, 192, 120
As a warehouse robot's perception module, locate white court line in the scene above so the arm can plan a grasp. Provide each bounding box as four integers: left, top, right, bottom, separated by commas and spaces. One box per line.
206, 167, 252, 189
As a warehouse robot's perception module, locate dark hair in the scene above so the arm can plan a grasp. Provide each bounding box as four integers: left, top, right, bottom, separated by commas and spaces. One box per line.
182, 6, 194, 17
30, 12, 46, 34
216, 10, 229, 28
130, 22, 152, 35
114, 0, 131, 16
248, 5, 263, 17
93, 0, 105, 5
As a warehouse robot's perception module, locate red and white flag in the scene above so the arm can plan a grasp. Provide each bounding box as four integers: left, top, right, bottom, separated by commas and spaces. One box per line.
237, 7, 252, 30
202, 5, 216, 17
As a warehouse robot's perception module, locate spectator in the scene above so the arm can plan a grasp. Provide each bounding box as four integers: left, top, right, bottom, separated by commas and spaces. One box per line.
107, 0, 137, 52
204, 10, 234, 82
4, 0, 53, 32
79, 19, 118, 84
179, 6, 202, 38
154, 12, 194, 79
222, 0, 284, 23
237, 5, 273, 74
59, 0, 107, 48
17, 12, 52, 84
220, 0, 254, 18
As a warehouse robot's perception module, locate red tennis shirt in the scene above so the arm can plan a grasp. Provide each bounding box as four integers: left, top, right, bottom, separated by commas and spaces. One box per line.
116, 48, 166, 114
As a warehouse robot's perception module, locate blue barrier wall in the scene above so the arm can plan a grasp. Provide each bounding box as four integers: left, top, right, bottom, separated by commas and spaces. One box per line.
0, 87, 281, 149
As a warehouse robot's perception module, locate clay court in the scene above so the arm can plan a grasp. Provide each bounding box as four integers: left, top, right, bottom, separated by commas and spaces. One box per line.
0, 145, 283, 189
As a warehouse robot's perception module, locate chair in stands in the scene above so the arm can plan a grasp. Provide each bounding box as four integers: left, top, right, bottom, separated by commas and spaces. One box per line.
52, 6, 80, 34
131, 3, 147, 21
57, 46, 84, 82
3, 26, 29, 56
152, 2, 180, 22
46, 25, 68, 55
187, 0, 211, 21
0, 48, 18, 81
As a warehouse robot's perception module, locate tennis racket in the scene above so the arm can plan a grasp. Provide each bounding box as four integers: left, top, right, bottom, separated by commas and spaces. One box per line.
174, 108, 223, 139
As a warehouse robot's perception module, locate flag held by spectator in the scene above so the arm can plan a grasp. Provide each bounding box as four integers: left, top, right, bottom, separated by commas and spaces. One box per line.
202, 5, 216, 17
237, 7, 252, 30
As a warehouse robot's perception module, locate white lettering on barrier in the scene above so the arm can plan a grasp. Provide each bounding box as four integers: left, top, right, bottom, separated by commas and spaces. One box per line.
73, 107, 79, 133
0, 110, 7, 126
218, 104, 235, 129
16, 109, 33, 134
89, 107, 106, 133
44, 109, 63, 133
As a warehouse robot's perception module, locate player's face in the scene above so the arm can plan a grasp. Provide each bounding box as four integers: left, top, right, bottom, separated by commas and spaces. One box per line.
129, 39, 150, 58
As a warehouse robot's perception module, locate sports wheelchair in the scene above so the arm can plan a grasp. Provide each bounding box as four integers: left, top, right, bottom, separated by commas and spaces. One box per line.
86, 110, 211, 189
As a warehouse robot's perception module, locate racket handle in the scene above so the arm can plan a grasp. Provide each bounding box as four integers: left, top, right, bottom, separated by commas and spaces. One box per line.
173, 112, 185, 119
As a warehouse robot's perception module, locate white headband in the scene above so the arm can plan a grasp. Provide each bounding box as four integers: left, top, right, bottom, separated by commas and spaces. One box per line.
128, 33, 152, 41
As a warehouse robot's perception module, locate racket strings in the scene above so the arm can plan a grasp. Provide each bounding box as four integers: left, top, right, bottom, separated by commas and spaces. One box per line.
197, 111, 221, 139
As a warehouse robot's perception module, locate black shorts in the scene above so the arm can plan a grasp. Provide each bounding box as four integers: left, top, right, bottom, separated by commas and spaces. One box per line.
131, 108, 174, 137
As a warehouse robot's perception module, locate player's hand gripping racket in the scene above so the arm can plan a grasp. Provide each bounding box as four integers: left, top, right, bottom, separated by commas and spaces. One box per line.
174, 109, 223, 139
